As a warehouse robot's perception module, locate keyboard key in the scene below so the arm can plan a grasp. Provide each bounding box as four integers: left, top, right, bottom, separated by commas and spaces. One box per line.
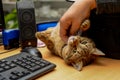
0, 68, 4, 72
9, 75, 18, 80
0, 74, 8, 80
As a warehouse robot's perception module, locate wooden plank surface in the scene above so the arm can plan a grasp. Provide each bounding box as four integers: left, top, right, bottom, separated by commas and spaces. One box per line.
0, 46, 120, 80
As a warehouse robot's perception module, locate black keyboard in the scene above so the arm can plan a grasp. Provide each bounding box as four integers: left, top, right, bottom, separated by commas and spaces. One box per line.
0, 52, 56, 80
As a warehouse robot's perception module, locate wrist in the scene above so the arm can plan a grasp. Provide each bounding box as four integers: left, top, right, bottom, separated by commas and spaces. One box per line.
75, 0, 97, 10
90, 0, 97, 10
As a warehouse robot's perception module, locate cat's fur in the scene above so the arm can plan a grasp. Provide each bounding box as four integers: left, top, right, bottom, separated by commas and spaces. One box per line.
36, 20, 105, 71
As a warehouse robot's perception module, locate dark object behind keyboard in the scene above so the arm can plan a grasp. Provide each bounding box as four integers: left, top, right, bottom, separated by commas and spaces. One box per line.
0, 52, 56, 80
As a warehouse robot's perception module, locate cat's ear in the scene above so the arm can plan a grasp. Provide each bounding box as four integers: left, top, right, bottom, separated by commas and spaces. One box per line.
72, 61, 83, 71
91, 48, 105, 56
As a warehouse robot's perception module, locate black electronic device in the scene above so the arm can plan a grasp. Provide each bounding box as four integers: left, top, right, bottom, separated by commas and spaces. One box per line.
66, 0, 75, 2
16, 0, 37, 49
21, 47, 42, 58
0, 0, 5, 31
0, 52, 56, 80
0, 0, 5, 45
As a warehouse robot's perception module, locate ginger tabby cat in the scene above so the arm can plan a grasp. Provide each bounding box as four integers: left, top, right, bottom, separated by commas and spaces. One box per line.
36, 19, 105, 71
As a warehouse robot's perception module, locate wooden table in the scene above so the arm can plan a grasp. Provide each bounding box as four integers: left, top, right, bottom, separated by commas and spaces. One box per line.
0, 46, 120, 80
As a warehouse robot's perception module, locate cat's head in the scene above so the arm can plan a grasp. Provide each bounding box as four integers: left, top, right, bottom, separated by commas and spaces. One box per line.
62, 35, 105, 71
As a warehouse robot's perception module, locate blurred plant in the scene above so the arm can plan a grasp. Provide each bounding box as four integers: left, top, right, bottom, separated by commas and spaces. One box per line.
5, 9, 18, 29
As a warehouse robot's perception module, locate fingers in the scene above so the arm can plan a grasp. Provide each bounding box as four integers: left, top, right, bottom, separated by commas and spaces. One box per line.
60, 19, 90, 43
70, 20, 81, 35
60, 19, 71, 43
60, 19, 81, 43
60, 26, 68, 43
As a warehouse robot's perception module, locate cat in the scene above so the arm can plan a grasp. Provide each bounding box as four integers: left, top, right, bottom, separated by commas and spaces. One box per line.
35, 19, 105, 71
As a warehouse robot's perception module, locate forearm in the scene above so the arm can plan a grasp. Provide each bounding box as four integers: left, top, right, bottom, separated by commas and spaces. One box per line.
96, 0, 120, 14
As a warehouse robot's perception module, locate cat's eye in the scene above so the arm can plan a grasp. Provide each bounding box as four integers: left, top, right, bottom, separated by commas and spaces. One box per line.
73, 50, 78, 53
73, 50, 77, 53
81, 41, 87, 44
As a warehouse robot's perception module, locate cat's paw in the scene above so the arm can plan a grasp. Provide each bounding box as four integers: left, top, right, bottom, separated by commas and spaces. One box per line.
36, 31, 50, 39
81, 19, 90, 31
68, 36, 79, 47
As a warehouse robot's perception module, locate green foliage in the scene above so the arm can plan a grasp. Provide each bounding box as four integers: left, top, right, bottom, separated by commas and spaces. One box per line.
5, 9, 18, 29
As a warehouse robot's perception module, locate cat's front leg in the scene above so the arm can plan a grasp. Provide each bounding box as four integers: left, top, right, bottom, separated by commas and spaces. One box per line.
67, 36, 79, 47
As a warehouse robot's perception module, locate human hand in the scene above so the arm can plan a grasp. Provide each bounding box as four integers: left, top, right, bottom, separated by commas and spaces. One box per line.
60, 0, 96, 42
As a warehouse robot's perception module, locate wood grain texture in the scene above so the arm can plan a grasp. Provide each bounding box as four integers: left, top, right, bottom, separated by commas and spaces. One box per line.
0, 46, 120, 80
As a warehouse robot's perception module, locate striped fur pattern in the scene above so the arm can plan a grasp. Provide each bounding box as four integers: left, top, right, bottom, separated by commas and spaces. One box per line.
36, 20, 105, 71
